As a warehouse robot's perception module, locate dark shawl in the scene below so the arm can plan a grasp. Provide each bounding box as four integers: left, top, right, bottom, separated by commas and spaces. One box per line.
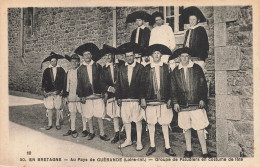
130, 27, 151, 48
183, 26, 209, 61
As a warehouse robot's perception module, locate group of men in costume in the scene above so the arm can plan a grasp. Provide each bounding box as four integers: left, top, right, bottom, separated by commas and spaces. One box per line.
41, 8, 211, 158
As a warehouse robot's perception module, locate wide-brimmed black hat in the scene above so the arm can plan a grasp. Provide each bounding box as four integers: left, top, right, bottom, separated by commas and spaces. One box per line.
180, 6, 207, 24
126, 11, 152, 23
99, 44, 118, 57
74, 43, 100, 61
171, 47, 192, 59
146, 44, 172, 56
41, 52, 64, 68
117, 42, 144, 54
150, 11, 164, 25
65, 54, 80, 62
42, 52, 64, 64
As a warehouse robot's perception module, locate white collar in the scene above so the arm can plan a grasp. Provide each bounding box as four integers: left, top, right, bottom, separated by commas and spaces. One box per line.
69, 66, 80, 71
138, 25, 145, 30
150, 61, 163, 68
125, 59, 137, 67
188, 24, 200, 30
82, 60, 94, 66
178, 60, 194, 70
141, 62, 150, 67
49, 64, 60, 68
105, 62, 114, 67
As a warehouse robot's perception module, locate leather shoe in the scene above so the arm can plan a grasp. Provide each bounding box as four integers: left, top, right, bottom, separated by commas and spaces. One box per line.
63, 130, 72, 136
87, 133, 95, 140
111, 132, 120, 144
146, 147, 156, 156
118, 140, 132, 149
184, 150, 193, 158
165, 148, 176, 156
45, 126, 52, 130
100, 134, 110, 141
202, 153, 212, 158
82, 130, 89, 137
56, 125, 61, 130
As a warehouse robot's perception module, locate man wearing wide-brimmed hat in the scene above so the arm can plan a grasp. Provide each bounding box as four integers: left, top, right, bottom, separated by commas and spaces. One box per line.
99, 44, 122, 144
116, 42, 145, 151
181, 6, 209, 71
149, 12, 176, 63
41, 52, 66, 130
170, 47, 211, 158
126, 11, 151, 48
63, 54, 89, 137
141, 44, 176, 156
75, 43, 110, 141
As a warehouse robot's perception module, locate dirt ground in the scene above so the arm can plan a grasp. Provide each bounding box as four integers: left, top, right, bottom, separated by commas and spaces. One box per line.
9, 90, 216, 157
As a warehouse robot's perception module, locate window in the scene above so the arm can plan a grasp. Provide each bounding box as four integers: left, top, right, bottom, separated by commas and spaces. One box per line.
159, 6, 184, 34
23, 7, 35, 37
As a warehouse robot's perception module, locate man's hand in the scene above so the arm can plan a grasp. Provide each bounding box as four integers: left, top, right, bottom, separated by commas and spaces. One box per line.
117, 99, 122, 106
174, 104, 180, 112
80, 97, 86, 104
140, 98, 147, 110
108, 86, 116, 94
59, 90, 64, 96
199, 100, 205, 109
166, 99, 172, 109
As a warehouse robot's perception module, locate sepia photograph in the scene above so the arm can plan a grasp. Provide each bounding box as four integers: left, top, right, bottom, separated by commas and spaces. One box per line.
0, 0, 259, 166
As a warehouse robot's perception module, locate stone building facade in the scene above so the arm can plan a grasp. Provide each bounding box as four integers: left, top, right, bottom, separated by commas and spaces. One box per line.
8, 6, 253, 157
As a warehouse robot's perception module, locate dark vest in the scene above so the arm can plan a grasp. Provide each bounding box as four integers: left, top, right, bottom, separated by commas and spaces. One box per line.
76, 62, 103, 97
101, 63, 120, 98
42, 67, 66, 93
115, 62, 145, 99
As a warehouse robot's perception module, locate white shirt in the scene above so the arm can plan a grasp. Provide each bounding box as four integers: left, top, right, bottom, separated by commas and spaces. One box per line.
82, 60, 94, 85
135, 25, 145, 44
150, 61, 163, 89
48, 64, 60, 81
149, 24, 176, 51
125, 60, 137, 86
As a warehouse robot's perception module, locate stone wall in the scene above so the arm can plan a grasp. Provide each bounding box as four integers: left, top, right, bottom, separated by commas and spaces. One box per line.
214, 6, 253, 157
8, 8, 22, 92
8, 7, 113, 94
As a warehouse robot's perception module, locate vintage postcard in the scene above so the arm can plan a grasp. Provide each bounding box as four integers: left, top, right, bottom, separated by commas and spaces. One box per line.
0, 0, 259, 166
